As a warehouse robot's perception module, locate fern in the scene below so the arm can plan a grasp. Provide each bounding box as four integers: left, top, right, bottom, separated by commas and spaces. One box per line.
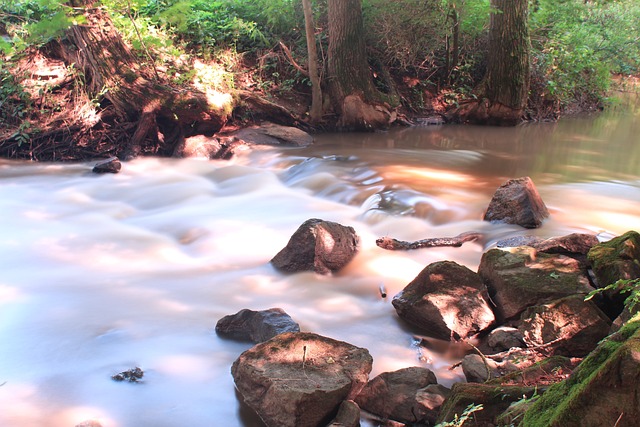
585, 278, 640, 312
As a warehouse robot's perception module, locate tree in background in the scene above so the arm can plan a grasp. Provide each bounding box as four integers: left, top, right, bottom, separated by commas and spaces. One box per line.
453, 0, 530, 125
327, 0, 395, 130
302, 0, 323, 124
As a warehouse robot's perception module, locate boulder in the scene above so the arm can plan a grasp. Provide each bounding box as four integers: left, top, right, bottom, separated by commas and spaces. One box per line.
326, 400, 360, 427
436, 383, 539, 427
588, 230, 640, 289
232, 122, 314, 147
478, 247, 594, 321
173, 135, 245, 159
521, 316, 640, 427
461, 354, 502, 383
231, 332, 372, 427
497, 233, 599, 255
392, 261, 495, 340
518, 295, 611, 357
354, 366, 444, 424
271, 218, 359, 275
215, 308, 300, 343
92, 156, 121, 173
486, 326, 526, 352
483, 177, 549, 228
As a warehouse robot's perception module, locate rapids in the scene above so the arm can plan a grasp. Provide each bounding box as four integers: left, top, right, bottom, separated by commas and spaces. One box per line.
1, 108, 639, 426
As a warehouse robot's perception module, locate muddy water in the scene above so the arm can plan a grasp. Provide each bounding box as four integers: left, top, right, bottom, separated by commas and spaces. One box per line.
0, 105, 639, 427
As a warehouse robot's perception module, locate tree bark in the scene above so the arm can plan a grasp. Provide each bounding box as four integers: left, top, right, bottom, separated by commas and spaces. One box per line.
451, 0, 530, 126
327, 0, 394, 130
302, 0, 323, 124
485, 0, 530, 122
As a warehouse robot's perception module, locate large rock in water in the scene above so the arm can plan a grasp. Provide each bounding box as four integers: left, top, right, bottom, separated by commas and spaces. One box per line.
231, 332, 372, 427
521, 317, 640, 427
518, 295, 611, 357
392, 261, 495, 340
215, 308, 300, 343
354, 366, 446, 425
478, 247, 594, 321
483, 176, 549, 228
271, 218, 359, 275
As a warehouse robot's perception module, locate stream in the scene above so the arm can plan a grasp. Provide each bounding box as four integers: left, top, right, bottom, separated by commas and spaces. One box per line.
1, 103, 639, 426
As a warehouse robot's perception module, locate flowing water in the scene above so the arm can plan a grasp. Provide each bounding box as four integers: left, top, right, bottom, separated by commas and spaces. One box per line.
1, 103, 640, 427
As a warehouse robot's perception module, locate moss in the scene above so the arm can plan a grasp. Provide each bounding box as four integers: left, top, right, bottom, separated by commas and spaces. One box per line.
588, 230, 640, 287
521, 315, 640, 426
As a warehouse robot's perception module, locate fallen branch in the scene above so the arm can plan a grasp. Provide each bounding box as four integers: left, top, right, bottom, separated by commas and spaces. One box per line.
376, 231, 482, 250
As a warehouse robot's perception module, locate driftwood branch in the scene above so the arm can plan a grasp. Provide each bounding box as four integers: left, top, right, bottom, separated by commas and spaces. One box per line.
376, 231, 482, 250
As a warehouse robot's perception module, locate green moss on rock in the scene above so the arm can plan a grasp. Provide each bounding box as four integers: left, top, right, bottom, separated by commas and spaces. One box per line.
521, 315, 640, 427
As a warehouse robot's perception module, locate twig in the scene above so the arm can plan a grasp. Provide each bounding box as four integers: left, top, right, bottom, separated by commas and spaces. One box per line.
278, 41, 309, 77
376, 231, 482, 250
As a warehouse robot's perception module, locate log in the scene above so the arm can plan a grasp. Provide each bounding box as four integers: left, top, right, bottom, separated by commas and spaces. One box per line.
376, 231, 482, 251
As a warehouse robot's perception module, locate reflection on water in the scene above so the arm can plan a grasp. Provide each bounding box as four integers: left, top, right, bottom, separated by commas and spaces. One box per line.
0, 106, 639, 427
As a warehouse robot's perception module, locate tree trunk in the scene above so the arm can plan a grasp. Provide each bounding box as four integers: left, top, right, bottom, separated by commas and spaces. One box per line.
302, 0, 323, 124
327, 0, 394, 130
50, 4, 228, 159
485, 0, 530, 123
451, 0, 530, 126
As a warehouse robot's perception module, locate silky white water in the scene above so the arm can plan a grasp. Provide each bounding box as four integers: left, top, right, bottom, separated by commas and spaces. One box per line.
1, 109, 639, 427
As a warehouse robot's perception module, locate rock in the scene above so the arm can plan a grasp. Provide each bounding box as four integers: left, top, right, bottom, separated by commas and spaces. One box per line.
231, 332, 372, 427
588, 230, 640, 288
232, 122, 314, 147
173, 135, 246, 159
489, 355, 575, 387
478, 247, 594, 321
215, 308, 300, 343
461, 354, 501, 383
486, 326, 526, 352
326, 400, 360, 427
483, 176, 549, 228
497, 233, 599, 255
354, 366, 442, 424
521, 317, 640, 427
415, 384, 451, 425
392, 261, 495, 340
271, 218, 359, 275
518, 295, 611, 357
111, 367, 144, 382
92, 156, 121, 173
436, 383, 539, 427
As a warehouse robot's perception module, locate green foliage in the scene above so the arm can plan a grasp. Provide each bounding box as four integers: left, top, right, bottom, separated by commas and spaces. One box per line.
585, 278, 640, 312
435, 403, 484, 427
134, 0, 302, 51
530, 0, 640, 108
0, 0, 84, 52
0, 64, 31, 126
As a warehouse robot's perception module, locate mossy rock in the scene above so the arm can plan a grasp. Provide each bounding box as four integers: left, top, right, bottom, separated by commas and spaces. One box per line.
436, 383, 538, 427
520, 316, 640, 427
588, 230, 640, 289
486, 355, 575, 387
478, 247, 594, 320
